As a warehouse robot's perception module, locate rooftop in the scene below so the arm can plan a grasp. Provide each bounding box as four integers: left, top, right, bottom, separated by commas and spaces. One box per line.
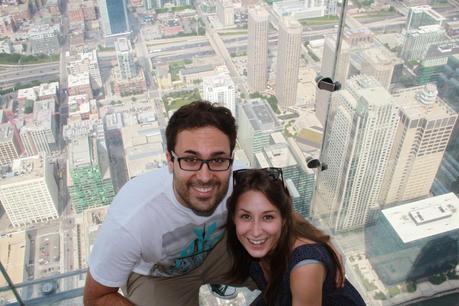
63, 119, 103, 141
121, 125, 163, 149
248, 6, 269, 21
409, 5, 445, 21
409, 24, 445, 34
181, 64, 214, 75
382, 192, 459, 243
68, 72, 90, 87
242, 99, 282, 131
17, 87, 38, 102
0, 123, 15, 143
68, 95, 97, 119
345, 75, 393, 108
22, 98, 55, 130
255, 143, 298, 168
1, 154, 48, 183
125, 143, 167, 178
393, 84, 456, 120
424, 43, 459, 60
115, 37, 131, 53
202, 72, 234, 89
38, 82, 59, 98
362, 46, 401, 66
69, 136, 92, 168
0, 231, 27, 287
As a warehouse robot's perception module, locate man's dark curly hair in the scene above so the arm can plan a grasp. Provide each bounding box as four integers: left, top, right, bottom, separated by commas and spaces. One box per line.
165, 100, 237, 153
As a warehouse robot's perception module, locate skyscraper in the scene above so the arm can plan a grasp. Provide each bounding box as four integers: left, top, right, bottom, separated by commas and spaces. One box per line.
0, 154, 59, 227
276, 17, 302, 109
400, 25, 446, 62
381, 84, 457, 205
401, 6, 446, 63
405, 5, 444, 32
359, 46, 402, 89
202, 71, 236, 115
312, 75, 399, 232
115, 38, 137, 79
98, 0, 130, 36
247, 6, 269, 93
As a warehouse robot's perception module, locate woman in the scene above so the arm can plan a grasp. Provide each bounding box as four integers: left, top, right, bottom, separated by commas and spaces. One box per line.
226, 168, 366, 306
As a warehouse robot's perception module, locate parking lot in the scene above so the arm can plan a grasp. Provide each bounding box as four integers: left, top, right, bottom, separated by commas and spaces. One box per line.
36, 231, 61, 278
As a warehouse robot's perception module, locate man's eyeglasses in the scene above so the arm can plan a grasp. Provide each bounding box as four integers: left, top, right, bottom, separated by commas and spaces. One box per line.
233, 167, 284, 186
170, 151, 233, 172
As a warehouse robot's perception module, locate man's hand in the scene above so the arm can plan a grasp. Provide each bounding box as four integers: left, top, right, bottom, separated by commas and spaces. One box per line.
84, 271, 135, 306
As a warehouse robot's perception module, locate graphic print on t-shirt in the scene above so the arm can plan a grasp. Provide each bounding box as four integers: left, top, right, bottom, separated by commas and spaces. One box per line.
151, 213, 226, 276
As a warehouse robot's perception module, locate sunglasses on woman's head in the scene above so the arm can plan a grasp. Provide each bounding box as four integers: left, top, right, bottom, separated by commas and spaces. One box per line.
233, 167, 284, 187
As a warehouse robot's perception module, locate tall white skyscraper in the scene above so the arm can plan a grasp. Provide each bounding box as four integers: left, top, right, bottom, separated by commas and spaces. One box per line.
0, 154, 59, 227
276, 17, 302, 109
115, 38, 137, 79
312, 75, 399, 232
202, 71, 236, 115
247, 6, 269, 93
381, 84, 457, 205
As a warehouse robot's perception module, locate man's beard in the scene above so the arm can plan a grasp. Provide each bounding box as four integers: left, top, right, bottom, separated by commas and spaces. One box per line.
173, 178, 229, 216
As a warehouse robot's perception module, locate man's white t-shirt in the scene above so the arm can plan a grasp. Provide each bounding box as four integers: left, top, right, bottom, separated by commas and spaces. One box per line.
89, 166, 234, 288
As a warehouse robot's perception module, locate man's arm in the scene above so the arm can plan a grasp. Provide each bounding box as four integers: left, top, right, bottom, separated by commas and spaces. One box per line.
83, 271, 134, 306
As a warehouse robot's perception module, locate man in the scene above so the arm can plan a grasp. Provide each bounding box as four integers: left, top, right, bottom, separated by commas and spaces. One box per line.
84, 101, 248, 306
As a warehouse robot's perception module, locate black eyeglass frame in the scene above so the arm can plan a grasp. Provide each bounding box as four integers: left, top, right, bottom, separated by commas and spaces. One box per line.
233, 167, 284, 186
170, 151, 234, 172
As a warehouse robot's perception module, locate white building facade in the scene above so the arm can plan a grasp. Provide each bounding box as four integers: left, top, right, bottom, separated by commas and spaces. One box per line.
0, 155, 59, 227
202, 72, 236, 115
276, 17, 302, 109
247, 6, 269, 93
312, 76, 399, 232
381, 84, 457, 205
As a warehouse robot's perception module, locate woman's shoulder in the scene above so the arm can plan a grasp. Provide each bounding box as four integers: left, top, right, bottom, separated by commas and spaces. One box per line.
291, 239, 329, 254
289, 240, 333, 270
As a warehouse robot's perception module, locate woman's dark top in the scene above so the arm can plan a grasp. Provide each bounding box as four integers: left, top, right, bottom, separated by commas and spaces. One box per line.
249, 243, 366, 306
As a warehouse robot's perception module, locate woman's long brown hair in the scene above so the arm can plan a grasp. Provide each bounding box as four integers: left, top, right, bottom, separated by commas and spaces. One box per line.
226, 169, 343, 306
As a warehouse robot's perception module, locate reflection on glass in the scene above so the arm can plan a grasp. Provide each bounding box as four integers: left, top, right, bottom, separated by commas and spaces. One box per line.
313, 1, 459, 305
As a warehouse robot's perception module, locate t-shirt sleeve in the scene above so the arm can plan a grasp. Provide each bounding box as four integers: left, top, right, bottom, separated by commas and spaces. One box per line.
291, 259, 323, 272
88, 216, 142, 288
